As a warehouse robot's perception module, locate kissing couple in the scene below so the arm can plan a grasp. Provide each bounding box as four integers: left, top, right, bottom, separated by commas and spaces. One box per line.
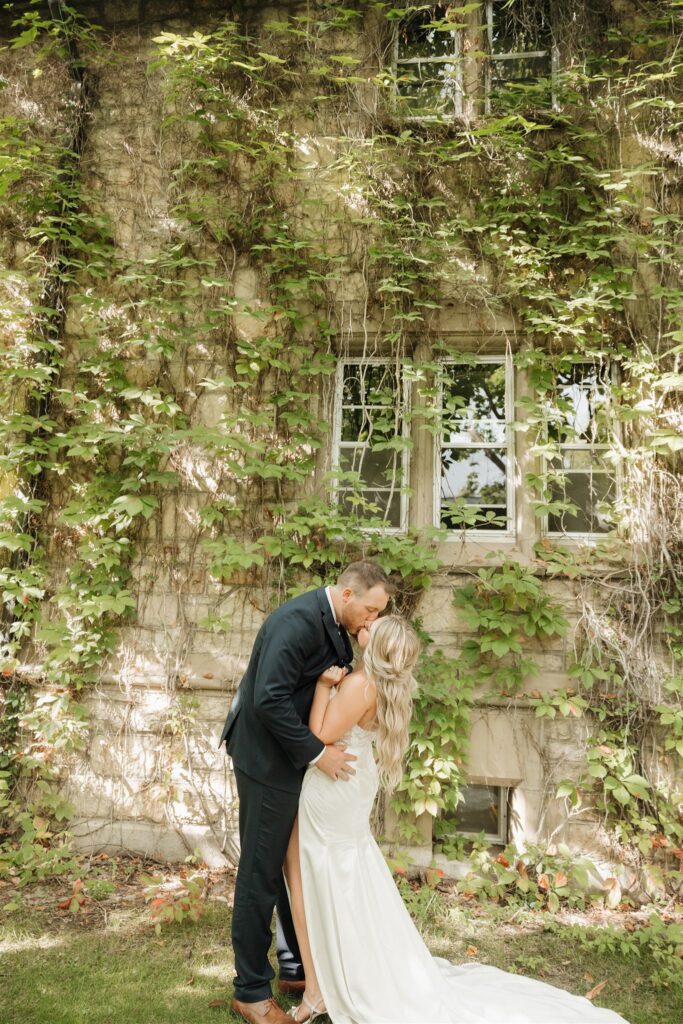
220, 561, 627, 1024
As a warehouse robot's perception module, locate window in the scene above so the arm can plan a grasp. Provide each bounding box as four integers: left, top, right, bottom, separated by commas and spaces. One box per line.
333, 360, 409, 530
440, 783, 509, 844
485, 0, 557, 112
436, 357, 514, 534
394, 3, 464, 118
546, 363, 616, 536
392, 2, 557, 118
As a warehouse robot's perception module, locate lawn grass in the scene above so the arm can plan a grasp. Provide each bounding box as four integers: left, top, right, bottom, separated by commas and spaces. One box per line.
0, 873, 680, 1024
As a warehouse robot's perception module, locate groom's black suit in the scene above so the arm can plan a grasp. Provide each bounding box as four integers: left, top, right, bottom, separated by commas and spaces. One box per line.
220, 587, 353, 1003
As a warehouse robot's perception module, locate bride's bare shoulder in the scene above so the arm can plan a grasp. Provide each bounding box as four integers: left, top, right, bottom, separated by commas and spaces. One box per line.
339, 669, 376, 702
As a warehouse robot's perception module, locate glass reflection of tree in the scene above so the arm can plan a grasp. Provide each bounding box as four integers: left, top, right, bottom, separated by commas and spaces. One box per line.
440, 362, 508, 529
461, 470, 506, 506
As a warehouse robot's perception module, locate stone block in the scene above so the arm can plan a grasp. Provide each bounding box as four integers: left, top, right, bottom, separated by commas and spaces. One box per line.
69, 818, 237, 868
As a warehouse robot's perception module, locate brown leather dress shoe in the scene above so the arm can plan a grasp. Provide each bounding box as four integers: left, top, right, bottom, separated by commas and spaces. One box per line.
231, 996, 291, 1024
277, 979, 306, 996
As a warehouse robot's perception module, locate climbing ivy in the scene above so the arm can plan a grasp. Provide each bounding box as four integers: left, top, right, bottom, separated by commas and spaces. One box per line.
0, 0, 681, 895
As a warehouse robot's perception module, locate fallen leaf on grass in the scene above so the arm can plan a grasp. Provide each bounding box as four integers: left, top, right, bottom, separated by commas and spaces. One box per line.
585, 980, 608, 1000
208, 999, 228, 1008
185, 976, 195, 986
466, 945, 479, 957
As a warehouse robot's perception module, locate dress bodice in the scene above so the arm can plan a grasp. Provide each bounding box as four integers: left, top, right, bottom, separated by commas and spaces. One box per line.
340, 722, 375, 746
329, 687, 376, 751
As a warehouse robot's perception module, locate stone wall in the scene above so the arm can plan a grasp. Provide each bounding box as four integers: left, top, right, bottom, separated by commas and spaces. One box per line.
1, 1, 677, 880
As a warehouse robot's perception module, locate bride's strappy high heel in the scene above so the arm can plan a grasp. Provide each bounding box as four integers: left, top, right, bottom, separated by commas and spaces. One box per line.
287, 994, 326, 1022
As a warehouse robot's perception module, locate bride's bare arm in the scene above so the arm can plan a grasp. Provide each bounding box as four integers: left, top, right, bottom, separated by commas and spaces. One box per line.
309, 671, 376, 745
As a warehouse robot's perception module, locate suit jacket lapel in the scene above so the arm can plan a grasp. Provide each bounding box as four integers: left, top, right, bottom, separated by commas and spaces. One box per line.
316, 588, 353, 667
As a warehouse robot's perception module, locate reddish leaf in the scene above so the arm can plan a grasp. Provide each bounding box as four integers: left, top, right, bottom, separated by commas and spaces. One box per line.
604, 877, 622, 910
465, 945, 479, 957
496, 854, 510, 868
537, 873, 550, 891
555, 871, 568, 888
585, 980, 608, 1000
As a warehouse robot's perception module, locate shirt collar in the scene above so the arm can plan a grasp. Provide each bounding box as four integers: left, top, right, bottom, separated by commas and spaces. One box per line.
325, 586, 339, 625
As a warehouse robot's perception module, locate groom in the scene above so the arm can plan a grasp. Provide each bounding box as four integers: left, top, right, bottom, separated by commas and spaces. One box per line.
220, 561, 394, 1024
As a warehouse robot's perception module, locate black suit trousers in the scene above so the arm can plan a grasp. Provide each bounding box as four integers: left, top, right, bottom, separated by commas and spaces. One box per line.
232, 768, 301, 1002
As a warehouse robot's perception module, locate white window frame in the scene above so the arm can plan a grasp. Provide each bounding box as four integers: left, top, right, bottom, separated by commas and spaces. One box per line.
484, 0, 560, 114
434, 354, 515, 541
543, 362, 618, 541
392, 5, 464, 120
440, 783, 509, 845
390, 3, 560, 120
332, 358, 411, 534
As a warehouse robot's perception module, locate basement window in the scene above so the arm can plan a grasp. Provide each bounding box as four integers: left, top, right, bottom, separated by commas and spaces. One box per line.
441, 783, 509, 844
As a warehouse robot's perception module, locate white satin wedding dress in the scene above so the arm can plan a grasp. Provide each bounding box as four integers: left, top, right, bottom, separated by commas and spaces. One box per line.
298, 718, 628, 1024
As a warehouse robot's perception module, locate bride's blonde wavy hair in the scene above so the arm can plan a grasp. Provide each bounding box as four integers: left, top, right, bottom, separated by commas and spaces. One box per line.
363, 615, 420, 793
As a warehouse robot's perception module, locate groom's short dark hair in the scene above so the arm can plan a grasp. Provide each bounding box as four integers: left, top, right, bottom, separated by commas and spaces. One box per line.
337, 561, 395, 596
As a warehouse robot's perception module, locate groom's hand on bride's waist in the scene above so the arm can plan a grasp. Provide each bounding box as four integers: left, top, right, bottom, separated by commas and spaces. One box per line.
316, 743, 357, 782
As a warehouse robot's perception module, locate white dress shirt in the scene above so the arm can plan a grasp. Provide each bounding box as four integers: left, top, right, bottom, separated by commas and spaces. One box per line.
309, 588, 341, 766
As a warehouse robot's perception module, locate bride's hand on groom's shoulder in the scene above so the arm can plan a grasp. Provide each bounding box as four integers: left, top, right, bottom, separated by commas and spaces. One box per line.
317, 665, 346, 687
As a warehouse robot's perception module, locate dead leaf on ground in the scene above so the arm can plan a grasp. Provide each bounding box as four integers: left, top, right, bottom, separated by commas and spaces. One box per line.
465, 945, 479, 957
208, 999, 228, 1008
585, 980, 608, 1000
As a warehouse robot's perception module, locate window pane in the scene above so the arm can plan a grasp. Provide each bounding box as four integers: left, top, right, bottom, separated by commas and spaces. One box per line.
442, 363, 507, 444
340, 489, 401, 528
396, 62, 461, 117
491, 53, 551, 86
491, 0, 552, 54
342, 363, 399, 408
339, 447, 400, 487
549, 364, 611, 445
441, 447, 508, 530
443, 784, 505, 838
398, 5, 460, 61
341, 362, 402, 442
559, 448, 597, 471
341, 405, 372, 443
548, 467, 616, 534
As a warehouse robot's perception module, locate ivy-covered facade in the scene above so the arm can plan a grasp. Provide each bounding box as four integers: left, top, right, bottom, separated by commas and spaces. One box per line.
0, 1, 681, 900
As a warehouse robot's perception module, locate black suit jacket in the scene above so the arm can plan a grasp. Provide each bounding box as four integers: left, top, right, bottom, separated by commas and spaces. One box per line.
219, 588, 353, 793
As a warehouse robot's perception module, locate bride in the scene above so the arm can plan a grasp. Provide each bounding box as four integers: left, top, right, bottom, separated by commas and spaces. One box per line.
283, 615, 628, 1024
